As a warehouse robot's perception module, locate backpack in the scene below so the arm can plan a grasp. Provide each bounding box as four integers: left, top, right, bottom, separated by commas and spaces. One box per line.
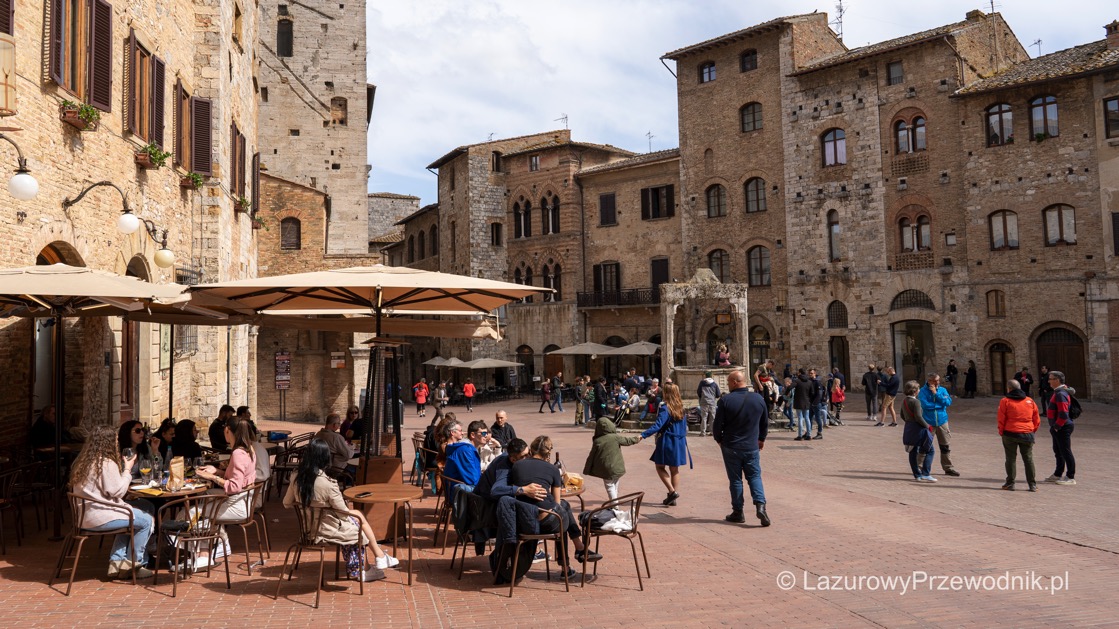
1068, 394, 1082, 420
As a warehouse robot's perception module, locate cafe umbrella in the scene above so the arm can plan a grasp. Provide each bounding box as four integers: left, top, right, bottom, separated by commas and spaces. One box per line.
0, 263, 188, 537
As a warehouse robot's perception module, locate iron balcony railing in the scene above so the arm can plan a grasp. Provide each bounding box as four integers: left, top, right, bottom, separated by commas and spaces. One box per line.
576, 287, 660, 308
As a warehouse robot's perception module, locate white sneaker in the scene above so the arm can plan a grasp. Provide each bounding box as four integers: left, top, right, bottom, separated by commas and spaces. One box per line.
361, 567, 387, 582
1055, 477, 1076, 485
375, 554, 399, 569
916, 476, 938, 483
1043, 475, 1061, 483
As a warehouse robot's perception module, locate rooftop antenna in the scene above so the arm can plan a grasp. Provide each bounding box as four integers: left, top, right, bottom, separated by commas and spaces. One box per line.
646, 130, 655, 152
555, 113, 568, 129
830, 0, 846, 43
488, 133, 494, 141
1031, 38, 1042, 57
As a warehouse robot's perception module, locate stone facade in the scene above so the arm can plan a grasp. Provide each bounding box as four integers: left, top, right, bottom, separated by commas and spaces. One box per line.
368, 192, 419, 249
0, 0, 259, 445
256, 0, 371, 255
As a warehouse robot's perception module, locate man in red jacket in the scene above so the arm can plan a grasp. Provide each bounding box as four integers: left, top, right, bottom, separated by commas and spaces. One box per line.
997, 379, 1040, 491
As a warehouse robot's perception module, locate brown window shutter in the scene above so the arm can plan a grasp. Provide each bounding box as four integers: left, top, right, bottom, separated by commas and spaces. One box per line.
230, 122, 237, 193
88, 0, 113, 112
238, 134, 247, 196
173, 80, 182, 167
251, 152, 260, 213
48, 0, 63, 83
640, 188, 651, 220
124, 28, 136, 133
666, 184, 675, 217
190, 96, 212, 175
151, 56, 165, 148
0, 0, 14, 35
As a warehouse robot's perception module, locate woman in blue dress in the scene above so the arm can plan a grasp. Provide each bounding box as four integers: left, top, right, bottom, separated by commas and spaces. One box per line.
641, 382, 691, 506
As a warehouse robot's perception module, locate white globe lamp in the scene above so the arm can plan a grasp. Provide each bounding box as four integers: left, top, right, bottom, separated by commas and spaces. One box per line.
8, 170, 38, 200
154, 247, 175, 269
117, 211, 140, 234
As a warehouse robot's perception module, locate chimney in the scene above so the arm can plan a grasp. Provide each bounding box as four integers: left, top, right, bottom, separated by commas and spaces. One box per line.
965, 10, 986, 21
1107, 21, 1119, 49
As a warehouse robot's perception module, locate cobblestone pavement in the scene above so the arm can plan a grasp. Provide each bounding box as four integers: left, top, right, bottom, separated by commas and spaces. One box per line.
2, 395, 1116, 627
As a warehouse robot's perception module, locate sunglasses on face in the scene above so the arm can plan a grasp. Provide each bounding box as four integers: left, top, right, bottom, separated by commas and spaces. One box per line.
480, 431, 489, 436
133, 428, 145, 434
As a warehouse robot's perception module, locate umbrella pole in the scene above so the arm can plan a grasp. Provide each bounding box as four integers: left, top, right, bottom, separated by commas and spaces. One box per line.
168, 325, 175, 419
51, 311, 64, 540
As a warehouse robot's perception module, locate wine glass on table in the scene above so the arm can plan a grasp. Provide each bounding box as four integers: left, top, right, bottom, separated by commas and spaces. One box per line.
139, 458, 153, 484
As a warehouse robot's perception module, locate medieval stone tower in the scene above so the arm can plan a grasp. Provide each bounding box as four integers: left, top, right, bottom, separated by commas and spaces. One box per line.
256, 0, 373, 254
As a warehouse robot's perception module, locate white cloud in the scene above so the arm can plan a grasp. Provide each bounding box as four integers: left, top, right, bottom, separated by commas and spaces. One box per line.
366, 0, 1118, 204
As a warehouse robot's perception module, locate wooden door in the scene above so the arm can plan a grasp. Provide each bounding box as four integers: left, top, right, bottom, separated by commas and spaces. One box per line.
1036, 328, 1087, 396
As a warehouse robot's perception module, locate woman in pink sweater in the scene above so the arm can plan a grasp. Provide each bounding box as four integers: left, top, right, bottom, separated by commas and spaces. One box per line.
71, 427, 155, 579
197, 416, 257, 554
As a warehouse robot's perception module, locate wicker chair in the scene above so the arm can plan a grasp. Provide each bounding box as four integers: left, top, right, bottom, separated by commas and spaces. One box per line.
579, 492, 649, 590
49, 493, 138, 596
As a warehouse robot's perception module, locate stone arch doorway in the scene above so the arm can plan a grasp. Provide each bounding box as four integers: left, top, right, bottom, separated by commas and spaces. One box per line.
1035, 326, 1087, 396
892, 319, 934, 384
32, 243, 86, 420
748, 326, 771, 370
988, 341, 1014, 395
543, 344, 563, 383
516, 345, 534, 391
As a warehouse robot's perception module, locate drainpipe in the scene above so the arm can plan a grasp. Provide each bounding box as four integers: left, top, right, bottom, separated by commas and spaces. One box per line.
226, 326, 232, 404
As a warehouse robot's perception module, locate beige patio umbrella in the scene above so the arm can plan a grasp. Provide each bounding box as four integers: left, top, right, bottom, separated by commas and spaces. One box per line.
459, 358, 522, 369
422, 356, 448, 366
546, 342, 614, 356
599, 341, 661, 356
0, 263, 187, 538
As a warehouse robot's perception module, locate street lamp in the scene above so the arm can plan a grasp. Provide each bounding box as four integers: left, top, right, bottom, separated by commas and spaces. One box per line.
62, 181, 175, 268
0, 132, 39, 200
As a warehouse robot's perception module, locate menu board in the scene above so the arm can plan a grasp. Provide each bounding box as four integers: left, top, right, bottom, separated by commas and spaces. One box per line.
275, 351, 291, 390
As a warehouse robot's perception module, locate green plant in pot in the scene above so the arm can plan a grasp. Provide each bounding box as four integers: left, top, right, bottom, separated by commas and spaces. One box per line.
181, 172, 205, 189
236, 196, 252, 212
136, 142, 172, 169
59, 100, 102, 129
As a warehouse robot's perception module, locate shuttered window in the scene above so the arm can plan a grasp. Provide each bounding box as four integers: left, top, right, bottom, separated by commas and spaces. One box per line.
50, 0, 113, 111
174, 81, 191, 169
190, 97, 212, 175
230, 122, 246, 197
0, 0, 14, 35
277, 19, 293, 57
125, 30, 164, 146
640, 185, 674, 220
280, 218, 301, 250
251, 152, 260, 214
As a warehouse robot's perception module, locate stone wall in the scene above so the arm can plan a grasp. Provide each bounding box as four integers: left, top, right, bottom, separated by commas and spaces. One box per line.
368, 193, 420, 245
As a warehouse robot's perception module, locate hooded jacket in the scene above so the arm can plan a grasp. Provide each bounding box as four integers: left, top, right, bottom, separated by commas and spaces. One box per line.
582, 417, 641, 480
697, 377, 721, 406
997, 388, 1040, 436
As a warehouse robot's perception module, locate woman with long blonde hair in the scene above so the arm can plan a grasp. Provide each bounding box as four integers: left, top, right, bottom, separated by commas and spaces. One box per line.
640, 382, 692, 506
70, 426, 155, 578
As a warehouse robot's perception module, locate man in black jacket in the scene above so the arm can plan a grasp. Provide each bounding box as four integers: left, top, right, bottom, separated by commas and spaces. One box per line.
713, 370, 770, 526
861, 364, 880, 422
592, 377, 609, 419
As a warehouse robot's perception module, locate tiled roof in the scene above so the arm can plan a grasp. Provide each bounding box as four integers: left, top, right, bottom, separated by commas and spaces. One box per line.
791, 18, 972, 75
426, 130, 569, 169
577, 148, 680, 176
369, 227, 404, 243
662, 13, 823, 60
955, 39, 1119, 95
501, 140, 635, 159
394, 203, 438, 226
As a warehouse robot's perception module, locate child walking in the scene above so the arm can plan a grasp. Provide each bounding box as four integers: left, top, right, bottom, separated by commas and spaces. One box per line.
582, 417, 642, 500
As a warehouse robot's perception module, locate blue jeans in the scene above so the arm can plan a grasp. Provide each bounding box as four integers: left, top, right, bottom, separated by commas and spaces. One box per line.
88, 507, 154, 562
553, 394, 564, 413
796, 409, 811, 437
812, 402, 827, 432
720, 446, 765, 511
908, 443, 934, 478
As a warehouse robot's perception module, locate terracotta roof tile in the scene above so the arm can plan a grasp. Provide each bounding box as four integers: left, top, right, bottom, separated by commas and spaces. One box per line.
577, 148, 680, 176
662, 13, 823, 60
955, 40, 1119, 96
792, 19, 971, 75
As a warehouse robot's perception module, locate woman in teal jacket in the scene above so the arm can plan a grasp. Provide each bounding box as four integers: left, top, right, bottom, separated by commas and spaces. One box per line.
641, 383, 691, 506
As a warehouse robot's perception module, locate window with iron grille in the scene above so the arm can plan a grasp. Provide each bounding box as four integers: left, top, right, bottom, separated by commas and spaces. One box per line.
827, 301, 848, 328
174, 266, 201, 355
886, 61, 903, 86
890, 289, 935, 311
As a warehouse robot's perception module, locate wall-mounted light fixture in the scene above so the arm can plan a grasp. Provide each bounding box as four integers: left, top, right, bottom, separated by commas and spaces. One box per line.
799, 307, 807, 318
0, 132, 40, 200
62, 181, 175, 268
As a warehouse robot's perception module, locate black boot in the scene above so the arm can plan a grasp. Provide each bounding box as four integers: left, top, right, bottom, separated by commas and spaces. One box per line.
755, 503, 771, 527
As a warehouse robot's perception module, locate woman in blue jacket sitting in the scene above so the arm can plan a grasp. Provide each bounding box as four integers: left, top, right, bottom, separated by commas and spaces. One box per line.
641, 383, 691, 507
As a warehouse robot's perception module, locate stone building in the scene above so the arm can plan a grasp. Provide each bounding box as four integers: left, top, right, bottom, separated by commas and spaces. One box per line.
0, 0, 260, 444
256, 0, 373, 255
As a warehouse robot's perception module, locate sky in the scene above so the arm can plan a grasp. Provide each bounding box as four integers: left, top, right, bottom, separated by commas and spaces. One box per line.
365, 0, 1116, 205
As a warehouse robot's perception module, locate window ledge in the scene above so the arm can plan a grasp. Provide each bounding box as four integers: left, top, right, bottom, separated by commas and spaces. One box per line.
642, 216, 675, 222
598, 223, 618, 228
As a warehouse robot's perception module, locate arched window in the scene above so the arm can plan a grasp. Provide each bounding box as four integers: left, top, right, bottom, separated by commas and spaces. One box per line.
699, 61, 716, 83
540, 197, 551, 235
740, 49, 757, 72
523, 266, 534, 303
822, 128, 846, 166
417, 230, 426, 260
895, 120, 909, 153
708, 249, 730, 283
740, 103, 762, 132
513, 267, 522, 285
550, 197, 561, 234
913, 117, 926, 150
552, 263, 562, 301
513, 202, 523, 239
917, 215, 931, 250
749, 326, 770, 367
988, 210, 1019, 250
280, 217, 301, 250
406, 236, 415, 263
827, 301, 848, 328
890, 289, 935, 311
541, 264, 553, 301
1043, 204, 1076, 245
899, 215, 931, 252
827, 210, 841, 261
522, 200, 532, 237
986, 290, 1006, 318
986, 103, 1013, 146
745, 178, 766, 213
429, 225, 438, 254
899, 218, 913, 252
706, 184, 726, 217
747, 246, 771, 286
1029, 95, 1059, 139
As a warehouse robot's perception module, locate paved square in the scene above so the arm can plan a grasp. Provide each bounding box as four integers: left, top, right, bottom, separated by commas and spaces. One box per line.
2, 396, 1115, 627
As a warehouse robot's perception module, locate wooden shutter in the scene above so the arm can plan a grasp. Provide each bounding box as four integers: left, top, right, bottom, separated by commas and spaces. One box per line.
238, 134, 247, 196
88, 0, 113, 112
124, 28, 136, 133
230, 122, 237, 192
640, 188, 650, 220
151, 57, 165, 148
251, 152, 260, 214
48, 0, 63, 83
593, 264, 603, 293
190, 96, 212, 175
172, 80, 182, 167
666, 184, 675, 217
0, 0, 14, 35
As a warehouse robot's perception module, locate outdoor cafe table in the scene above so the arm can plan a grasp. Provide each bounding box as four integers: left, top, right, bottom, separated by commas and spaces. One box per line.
126, 483, 209, 502
343, 483, 423, 585
561, 485, 586, 512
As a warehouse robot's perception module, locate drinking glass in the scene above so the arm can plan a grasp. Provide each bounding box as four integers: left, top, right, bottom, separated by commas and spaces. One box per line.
139, 459, 153, 484
122, 447, 134, 460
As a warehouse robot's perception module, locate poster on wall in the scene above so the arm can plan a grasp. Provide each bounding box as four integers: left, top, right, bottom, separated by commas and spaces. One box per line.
330, 351, 346, 369
275, 351, 292, 390
160, 324, 171, 371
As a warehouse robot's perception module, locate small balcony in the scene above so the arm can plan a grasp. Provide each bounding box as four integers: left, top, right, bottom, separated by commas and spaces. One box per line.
893, 251, 935, 271
577, 287, 660, 308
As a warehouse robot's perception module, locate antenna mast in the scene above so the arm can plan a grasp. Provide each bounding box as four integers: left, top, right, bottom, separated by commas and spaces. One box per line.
1031, 39, 1042, 57
555, 114, 568, 130
830, 0, 846, 43
646, 131, 655, 152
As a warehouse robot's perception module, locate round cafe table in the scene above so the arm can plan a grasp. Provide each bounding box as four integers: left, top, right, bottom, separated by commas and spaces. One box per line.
343, 483, 423, 585
561, 485, 585, 512
126, 483, 209, 502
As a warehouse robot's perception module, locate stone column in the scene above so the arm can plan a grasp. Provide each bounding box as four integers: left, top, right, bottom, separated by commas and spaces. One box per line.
661, 299, 680, 378
731, 295, 749, 368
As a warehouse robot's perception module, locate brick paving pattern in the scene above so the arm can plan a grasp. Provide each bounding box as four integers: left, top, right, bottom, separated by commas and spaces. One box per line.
2, 396, 1116, 627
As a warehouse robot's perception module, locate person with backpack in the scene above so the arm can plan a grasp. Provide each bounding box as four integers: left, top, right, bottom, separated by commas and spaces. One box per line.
1044, 370, 1078, 486
696, 371, 721, 437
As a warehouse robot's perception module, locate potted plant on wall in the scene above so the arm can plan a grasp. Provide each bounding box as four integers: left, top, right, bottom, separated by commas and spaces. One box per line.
250, 215, 266, 230
180, 172, 205, 190
235, 196, 251, 213
59, 100, 101, 131
134, 143, 172, 169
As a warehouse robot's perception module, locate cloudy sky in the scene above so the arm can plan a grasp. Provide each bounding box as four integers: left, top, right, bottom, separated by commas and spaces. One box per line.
366, 0, 1115, 205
